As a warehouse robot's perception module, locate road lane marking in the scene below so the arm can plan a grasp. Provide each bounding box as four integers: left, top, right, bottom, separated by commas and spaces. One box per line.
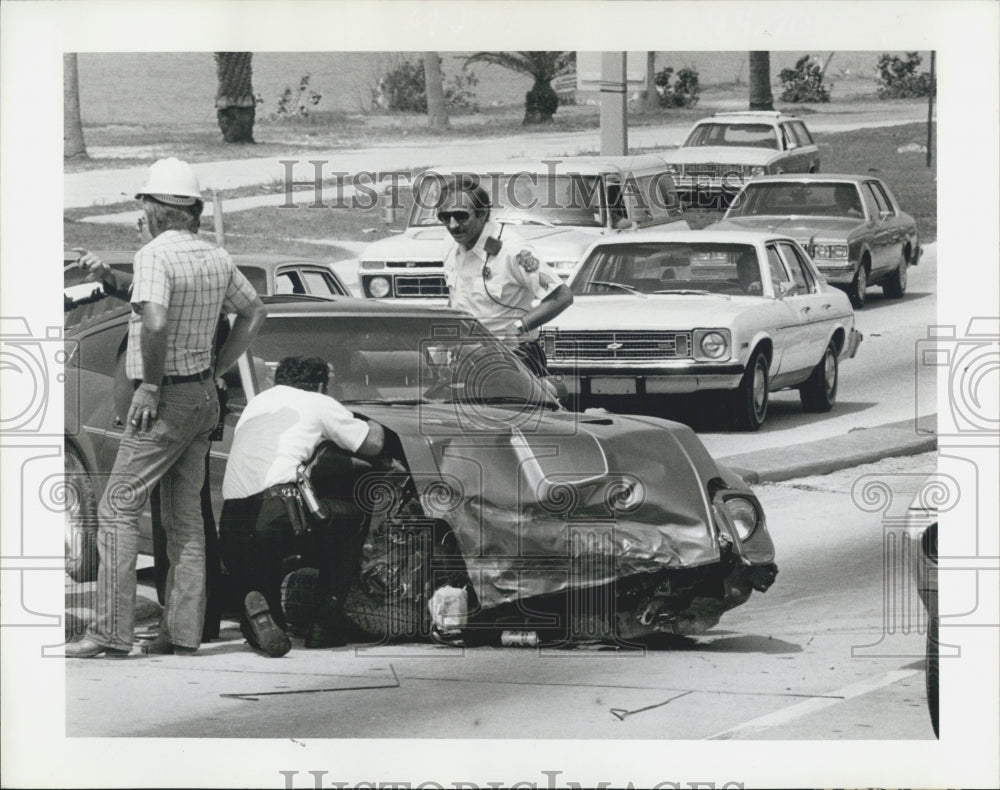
706, 669, 918, 739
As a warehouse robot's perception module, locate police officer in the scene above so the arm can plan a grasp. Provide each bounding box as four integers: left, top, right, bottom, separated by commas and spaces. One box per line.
438, 177, 573, 376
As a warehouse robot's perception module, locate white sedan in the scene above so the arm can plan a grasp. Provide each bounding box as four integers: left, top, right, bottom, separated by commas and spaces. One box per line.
541, 230, 862, 430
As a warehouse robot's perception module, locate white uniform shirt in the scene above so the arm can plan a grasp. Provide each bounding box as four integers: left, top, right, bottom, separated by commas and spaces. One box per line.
442, 219, 561, 344
222, 385, 370, 499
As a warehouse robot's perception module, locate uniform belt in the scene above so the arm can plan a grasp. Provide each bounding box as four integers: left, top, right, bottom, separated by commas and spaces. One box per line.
132, 369, 213, 388
247, 483, 299, 501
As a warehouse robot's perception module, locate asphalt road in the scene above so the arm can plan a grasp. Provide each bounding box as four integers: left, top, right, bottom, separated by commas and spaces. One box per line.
65, 453, 937, 744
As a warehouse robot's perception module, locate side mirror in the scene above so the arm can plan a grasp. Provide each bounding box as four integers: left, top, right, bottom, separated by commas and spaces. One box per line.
614, 217, 636, 231
773, 282, 791, 299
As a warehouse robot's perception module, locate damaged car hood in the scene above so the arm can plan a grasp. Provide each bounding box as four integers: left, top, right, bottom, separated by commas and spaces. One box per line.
362, 404, 725, 610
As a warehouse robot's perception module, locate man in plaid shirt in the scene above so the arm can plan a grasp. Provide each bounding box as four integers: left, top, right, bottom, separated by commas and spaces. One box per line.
68, 158, 267, 658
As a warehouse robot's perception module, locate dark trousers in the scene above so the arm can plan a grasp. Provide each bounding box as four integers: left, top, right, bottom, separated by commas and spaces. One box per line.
151, 451, 222, 641
514, 339, 549, 377
218, 494, 365, 630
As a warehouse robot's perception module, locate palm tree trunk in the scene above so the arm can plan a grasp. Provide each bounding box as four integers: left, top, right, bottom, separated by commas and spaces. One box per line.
64, 54, 88, 159
215, 52, 256, 144
423, 52, 449, 129
644, 51, 660, 113
748, 51, 774, 110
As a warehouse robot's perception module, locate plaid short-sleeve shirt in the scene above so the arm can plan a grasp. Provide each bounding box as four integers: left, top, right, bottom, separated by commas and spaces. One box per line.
126, 230, 258, 380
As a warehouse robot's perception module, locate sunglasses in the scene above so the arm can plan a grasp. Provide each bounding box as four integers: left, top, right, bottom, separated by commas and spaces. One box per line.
437, 210, 472, 224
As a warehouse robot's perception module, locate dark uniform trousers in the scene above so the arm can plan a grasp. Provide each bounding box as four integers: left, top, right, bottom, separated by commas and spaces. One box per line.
218, 492, 366, 630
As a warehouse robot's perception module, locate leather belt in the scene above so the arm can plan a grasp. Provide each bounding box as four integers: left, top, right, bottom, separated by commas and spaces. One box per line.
132, 369, 213, 388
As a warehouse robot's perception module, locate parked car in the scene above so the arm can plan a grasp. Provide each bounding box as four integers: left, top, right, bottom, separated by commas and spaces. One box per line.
714, 174, 922, 307
540, 230, 862, 430
660, 111, 820, 206
63, 250, 351, 306
357, 156, 689, 300
904, 477, 939, 737
63, 294, 778, 642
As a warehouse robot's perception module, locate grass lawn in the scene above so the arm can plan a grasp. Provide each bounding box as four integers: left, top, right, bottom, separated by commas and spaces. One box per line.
64, 121, 936, 258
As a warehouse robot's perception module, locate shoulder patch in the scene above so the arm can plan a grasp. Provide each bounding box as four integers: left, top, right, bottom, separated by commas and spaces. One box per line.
516, 249, 539, 273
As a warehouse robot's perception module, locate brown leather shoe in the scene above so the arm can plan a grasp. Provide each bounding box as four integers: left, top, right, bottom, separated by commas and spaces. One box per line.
65, 638, 130, 658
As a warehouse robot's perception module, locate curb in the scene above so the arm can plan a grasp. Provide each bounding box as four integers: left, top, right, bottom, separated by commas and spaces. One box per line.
719, 417, 937, 485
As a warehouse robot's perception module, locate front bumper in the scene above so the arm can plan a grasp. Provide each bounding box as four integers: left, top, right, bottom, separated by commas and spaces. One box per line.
548, 363, 746, 396
814, 260, 857, 284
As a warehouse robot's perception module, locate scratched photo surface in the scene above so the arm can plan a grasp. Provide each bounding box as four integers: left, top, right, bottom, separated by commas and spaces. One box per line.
1, 2, 998, 789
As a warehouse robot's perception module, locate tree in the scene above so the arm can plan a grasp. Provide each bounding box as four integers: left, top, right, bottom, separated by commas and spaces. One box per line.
215, 52, 256, 144
463, 51, 575, 124
423, 52, 448, 129
64, 54, 87, 159
748, 51, 774, 111
644, 51, 660, 113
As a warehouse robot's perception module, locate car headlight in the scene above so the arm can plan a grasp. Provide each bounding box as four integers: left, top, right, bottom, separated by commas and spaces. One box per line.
742, 165, 766, 177
663, 163, 680, 175
723, 496, 759, 541
693, 329, 730, 361
360, 260, 386, 270
813, 243, 850, 259
367, 276, 391, 298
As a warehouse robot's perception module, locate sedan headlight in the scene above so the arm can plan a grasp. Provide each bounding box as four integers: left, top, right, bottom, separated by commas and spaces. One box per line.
693, 329, 730, 361
723, 496, 760, 541
812, 243, 850, 260
742, 165, 766, 177
663, 163, 680, 175
367, 276, 391, 298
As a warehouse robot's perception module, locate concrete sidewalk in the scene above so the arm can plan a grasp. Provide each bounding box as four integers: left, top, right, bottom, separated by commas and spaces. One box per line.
65, 109, 932, 210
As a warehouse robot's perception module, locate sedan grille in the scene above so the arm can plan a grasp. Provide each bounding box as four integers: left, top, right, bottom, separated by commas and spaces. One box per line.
681, 163, 743, 179
393, 275, 448, 297
546, 330, 692, 361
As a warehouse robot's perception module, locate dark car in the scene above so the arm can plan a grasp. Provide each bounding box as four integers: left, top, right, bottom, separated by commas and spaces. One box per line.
714, 174, 922, 307
63, 296, 778, 643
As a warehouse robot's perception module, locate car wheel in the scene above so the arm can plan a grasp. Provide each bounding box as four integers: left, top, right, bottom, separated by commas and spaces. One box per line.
883, 254, 908, 299
65, 445, 99, 582
732, 349, 769, 431
849, 261, 868, 308
800, 342, 838, 412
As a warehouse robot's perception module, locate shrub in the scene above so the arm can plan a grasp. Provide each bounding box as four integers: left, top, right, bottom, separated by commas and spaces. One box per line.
876, 52, 935, 99
655, 66, 700, 109
373, 58, 479, 113
270, 74, 322, 121
779, 56, 831, 103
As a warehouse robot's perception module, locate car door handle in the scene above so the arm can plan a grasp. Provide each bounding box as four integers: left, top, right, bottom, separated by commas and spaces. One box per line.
821, 303, 832, 310
800, 306, 811, 314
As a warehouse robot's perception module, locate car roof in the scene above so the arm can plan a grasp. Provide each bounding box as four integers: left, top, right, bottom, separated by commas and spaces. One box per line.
424, 154, 671, 177
745, 173, 880, 185
585, 228, 792, 246
700, 111, 802, 123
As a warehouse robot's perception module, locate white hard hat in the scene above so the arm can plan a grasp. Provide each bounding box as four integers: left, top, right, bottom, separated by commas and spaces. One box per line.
135, 157, 202, 206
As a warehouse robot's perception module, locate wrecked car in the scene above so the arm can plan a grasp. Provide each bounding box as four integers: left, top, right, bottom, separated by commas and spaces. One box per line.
64, 296, 777, 643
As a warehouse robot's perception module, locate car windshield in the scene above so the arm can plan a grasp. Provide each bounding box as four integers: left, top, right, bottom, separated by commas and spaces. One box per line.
247, 314, 558, 409
411, 173, 606, 228
684, 122, 779, 150
572, 242, 765, 297
727, 182, 866, 219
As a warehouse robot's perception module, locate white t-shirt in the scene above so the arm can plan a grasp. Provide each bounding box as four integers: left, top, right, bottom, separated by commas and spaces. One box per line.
221, 384, 371, 499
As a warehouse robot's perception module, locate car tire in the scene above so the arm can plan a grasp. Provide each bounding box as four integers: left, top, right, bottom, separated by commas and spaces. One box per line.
799, 342, 838, 412
927, 613, 939, 738
65, 445, 99, 583
849, 261, 868, 308
732, 349, 769, 431
883, 255, 908, 299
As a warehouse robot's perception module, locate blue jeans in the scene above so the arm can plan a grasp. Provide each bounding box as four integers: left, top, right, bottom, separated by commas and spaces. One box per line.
87, 380, 218, 650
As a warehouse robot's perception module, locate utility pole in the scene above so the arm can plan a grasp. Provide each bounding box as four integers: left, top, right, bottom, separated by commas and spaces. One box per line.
926, 51, 935, 168
600, 52, 628, 155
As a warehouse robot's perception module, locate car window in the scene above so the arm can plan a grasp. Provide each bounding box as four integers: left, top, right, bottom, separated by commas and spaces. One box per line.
684, 122, 780, 150
777, 242, 815, 293
864, 182, 890, 216
779, 124, 795, 150
791, 121, 814, 145
75, 324, 127, 376
766, 245, 790, 287
867, 181, 896, 216
301, 269, 344, 295
276, 270, 307, 294
236, 265, 268, 295
728, 182, 863, 218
